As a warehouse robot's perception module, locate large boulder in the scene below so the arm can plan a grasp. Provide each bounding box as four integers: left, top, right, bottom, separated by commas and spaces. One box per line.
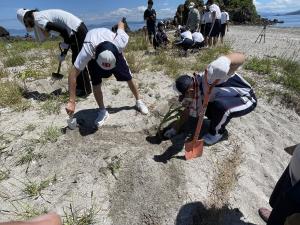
0, 26, 9, 37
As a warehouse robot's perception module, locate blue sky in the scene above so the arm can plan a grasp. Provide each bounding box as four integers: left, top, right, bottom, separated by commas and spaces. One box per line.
1, 0, 299, 29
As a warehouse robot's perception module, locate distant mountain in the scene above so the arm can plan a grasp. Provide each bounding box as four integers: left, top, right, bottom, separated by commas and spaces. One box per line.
285, 10, 300, 16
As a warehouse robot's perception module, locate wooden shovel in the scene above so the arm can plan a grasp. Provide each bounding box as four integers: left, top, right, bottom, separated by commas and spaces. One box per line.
185, 71, 219, 160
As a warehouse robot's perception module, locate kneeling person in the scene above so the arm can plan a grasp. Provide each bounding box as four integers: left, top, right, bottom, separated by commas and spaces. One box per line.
192, 31, 205, 50
66, 20, 149, 127
175, 26, 194, 56
164, 53, 257, 145
153, 21, 169, 49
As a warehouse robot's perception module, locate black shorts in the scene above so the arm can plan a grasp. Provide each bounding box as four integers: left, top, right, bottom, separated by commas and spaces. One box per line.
147, 24, 156, 36
176, 38, 194, 51
193, 41, 205, 49
204, 23, 212, 37
210, 19, 221, 37
200, 24, 205, 36
87, 53, 132, 86
220, 23, 227, 37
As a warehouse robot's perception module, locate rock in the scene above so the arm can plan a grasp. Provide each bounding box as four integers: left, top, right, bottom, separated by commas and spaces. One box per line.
0, 26, 9, 37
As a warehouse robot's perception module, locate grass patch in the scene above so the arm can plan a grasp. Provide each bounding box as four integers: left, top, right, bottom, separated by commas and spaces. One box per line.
13, 100, 31, 112
16, 146, 44, 173
25, 124, 36, 132
0, 169, 10, 182
152, 51, 182, 78
40, 99, 62, 115
0, 68, 9, 79
127, 32, 148, 52
40, 126, 61, 143
191, 44, 231, 71
4, 55, 26, 67
23, 175, 57, 198
0, 81, 23, 107
125, 52, 144, 73
15, 204, 48, 220
63, 193, 98, 225
244, 57, 272, 75
18, 68, 47, 80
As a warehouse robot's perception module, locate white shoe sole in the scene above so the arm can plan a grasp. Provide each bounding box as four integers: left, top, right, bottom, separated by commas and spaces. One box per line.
95, 112, 109, 127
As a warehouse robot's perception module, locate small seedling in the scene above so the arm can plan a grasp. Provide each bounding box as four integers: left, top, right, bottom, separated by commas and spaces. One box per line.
23, 175, 57, 198
25, 124, 36, 132
112, 87, 120, 96
107, 156, 121, 180
40, 126, 61, 143
40, 99, 62, 115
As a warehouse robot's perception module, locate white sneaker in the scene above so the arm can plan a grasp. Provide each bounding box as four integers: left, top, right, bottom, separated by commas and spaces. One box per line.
203, 133, 223, 145
95, 109, 109, 127
136, 100, 149, 115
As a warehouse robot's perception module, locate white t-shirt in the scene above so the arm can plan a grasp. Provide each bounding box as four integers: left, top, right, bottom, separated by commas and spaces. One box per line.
209, 4, 221, 20
34, 9, 82, 36
204, 11, 212, 24
221, 12, 230, 24
192, 32, 204, 43
181, 30, 193, 40
74, 28, 129, 71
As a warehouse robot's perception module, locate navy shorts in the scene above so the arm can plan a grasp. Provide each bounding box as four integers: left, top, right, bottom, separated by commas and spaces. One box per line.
204, 23, 212, 37
210, 19, 221, 37
220, 23, 227, 37
87, 53, 132, 86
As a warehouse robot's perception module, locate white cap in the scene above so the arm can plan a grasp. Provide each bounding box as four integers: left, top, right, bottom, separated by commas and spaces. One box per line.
289, 144, 300, 186
96, 50, 116, 70
189, 2, 195, 8
17, 8, 32, 31
207, 56, 231, 84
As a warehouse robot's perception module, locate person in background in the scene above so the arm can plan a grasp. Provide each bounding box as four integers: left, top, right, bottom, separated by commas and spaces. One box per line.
192, 31, 205, 51
65, 20, 149, 128
200, 6, 206, 37
207, 0, 221, 46
186, 2, 200, 33
220, 7, 230, 44
144, 0, 156, 45
174, 26, 194, 57
153, 21, 169, 50
203, 6, 212, 47
16, 8, 91, 97
164, 53, 257, 145
258, 144, 300, 225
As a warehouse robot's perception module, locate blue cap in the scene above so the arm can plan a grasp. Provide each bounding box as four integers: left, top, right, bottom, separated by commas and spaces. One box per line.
175, 75, 193, 95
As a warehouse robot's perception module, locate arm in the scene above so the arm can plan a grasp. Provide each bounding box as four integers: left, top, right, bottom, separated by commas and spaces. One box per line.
66, 66, 80, 115
226, 52, 246, 75
45, 22, 70, 44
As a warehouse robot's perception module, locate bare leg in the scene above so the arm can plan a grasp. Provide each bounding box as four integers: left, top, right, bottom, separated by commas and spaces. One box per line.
127, 80, 140, 100
208, 37, 213, 47
93, 84, 105, 109
213, 36, 218, 46
0, 213, 62, 225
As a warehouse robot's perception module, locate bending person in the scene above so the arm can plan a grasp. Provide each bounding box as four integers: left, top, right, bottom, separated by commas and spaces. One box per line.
164, 53, 257, 145
65, 20, 149, 127
17, 8, 91, 97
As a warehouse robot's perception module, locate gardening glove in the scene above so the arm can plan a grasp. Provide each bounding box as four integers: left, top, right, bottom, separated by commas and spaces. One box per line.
207, 56, 231, 84
164, 128, 177, 139
59, 42, 70, 50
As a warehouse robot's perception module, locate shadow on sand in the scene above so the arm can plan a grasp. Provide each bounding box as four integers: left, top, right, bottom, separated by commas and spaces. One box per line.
146, 117, 210, 164
176, 202, 256, 225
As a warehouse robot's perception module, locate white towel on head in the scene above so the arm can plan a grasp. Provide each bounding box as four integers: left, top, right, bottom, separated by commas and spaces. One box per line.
289, 144, 300, 186
33, 25, 47, 42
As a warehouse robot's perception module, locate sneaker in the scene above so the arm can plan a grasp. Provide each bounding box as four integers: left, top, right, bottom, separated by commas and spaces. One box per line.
95, 109, 109, 127
136, 100, 149, 115
203, 132, 224, 145
258, 208, 271, 223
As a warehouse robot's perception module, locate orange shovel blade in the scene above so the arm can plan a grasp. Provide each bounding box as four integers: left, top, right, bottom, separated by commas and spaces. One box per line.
185, 139, 204, 160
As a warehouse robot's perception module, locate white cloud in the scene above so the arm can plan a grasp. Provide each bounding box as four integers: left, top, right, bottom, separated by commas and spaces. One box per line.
255, 0, 300, 12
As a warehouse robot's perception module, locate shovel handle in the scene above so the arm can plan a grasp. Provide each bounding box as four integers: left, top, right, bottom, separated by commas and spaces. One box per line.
191, 71, 219, 142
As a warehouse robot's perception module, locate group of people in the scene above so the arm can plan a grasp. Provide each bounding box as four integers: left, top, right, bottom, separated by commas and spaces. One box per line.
143, 0, 230, 56
2, 2, 297, 225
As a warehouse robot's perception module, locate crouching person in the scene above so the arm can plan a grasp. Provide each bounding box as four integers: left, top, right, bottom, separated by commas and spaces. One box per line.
153, 21, 169, 50
164, 53, 257, 145
65, 20, 149, 127
192, 31, 205, 51
174, 26, 194, 57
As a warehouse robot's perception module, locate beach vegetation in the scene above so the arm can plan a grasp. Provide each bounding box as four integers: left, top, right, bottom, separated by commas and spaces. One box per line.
4, 54, 26, 67
0, 81, 23, 107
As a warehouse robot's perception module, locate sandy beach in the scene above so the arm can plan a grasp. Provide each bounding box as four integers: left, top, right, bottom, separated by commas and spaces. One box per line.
227, 25, 300, 61
0, 25, 299, 225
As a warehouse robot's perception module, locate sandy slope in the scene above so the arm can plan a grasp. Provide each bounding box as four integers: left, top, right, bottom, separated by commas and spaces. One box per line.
1, 26, 300, 224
